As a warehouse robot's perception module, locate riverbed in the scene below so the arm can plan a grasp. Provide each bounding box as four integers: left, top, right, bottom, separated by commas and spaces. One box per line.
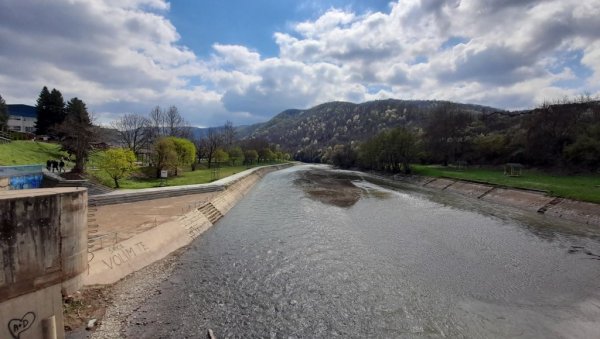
115, 165, 600, 338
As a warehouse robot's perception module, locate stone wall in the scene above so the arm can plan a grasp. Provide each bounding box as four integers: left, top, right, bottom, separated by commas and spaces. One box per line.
0, 187, 87, 339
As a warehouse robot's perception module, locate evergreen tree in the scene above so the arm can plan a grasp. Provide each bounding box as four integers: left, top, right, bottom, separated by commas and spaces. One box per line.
58, 97, 94, 173
35, 86, 52, 135
0, 93, 7, 130
35, 86, 66, 135
48, 88, 66, 127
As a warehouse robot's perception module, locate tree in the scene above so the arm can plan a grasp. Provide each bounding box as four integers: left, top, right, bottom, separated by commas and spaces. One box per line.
149, 105, 166, 138
149, 105, 190, 139
35, 87, 66, 135
524, 103, 582, 166
258, 148, 274, 163
169, 136, 196, 174
244, 149, 258, 165
423, 103, 472, 166
97, 148, 137, 188
153, 137, 178, 178
35, 86, 52, 135
112, 113, 152, 155
357, 127, 419, 173
388, 127, 419, 174
0, 93, 7, 130
222, 120, 236, 149
214, 148, 229, 167
330, 144, 357, 169
57, 97, 94, 173
48, 88, 66, 127
228, 146, 243, 165
165, 106, 190, 137
201, 128, 222, 168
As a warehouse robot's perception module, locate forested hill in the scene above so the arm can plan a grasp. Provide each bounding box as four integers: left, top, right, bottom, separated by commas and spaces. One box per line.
238, 99, 500, 151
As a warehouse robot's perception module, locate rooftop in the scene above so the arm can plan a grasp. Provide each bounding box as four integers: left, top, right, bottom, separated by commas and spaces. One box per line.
7, 104, 37, 118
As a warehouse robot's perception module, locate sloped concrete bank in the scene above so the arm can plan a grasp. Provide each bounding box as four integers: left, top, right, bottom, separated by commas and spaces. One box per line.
365, 173, 600, 227
84, 163, 294, 286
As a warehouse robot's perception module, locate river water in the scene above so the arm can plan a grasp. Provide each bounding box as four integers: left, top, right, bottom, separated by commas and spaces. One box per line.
126, 165, 600, 338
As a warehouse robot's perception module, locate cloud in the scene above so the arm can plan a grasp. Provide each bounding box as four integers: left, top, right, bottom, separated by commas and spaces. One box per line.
0, 0, 598, 128
0, 0, 226, 125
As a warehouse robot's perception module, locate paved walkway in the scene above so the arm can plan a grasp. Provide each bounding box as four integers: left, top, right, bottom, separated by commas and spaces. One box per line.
89, 191, 217, 249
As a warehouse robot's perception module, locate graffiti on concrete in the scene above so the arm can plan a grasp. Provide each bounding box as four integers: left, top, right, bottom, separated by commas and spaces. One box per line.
9, 174, 43, 190
0, 165, 44, 190
7, 312, 35, 339
101, 241, 149, 269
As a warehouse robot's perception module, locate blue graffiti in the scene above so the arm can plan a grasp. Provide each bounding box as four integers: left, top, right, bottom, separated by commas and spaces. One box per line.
9, 174, 43, 190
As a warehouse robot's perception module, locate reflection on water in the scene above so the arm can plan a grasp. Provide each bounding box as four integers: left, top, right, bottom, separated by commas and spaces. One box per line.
126, 165, 600, 338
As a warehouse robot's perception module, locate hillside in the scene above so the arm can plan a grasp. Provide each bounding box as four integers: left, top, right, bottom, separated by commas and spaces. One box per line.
0, 140, 66, 165
238, 99, 500, 152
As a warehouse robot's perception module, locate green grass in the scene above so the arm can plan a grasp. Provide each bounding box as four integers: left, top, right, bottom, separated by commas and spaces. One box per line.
88, 159, 284, 189
0, 140, 67, 166
412, 164, 600, 204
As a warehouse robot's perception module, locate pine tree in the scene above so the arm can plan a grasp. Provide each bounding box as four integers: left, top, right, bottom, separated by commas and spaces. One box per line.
35, 86, 52, 135
35, 87, 66, 135
58, 97, 95, 173
0, 93, 7, 130
48, 88, 66, 127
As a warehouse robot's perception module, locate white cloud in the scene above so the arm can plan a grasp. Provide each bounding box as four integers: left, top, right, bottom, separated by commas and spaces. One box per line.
0, 0, 598, 128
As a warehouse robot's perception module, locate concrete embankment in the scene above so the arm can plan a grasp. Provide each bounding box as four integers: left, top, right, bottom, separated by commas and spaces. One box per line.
84, 163, 293, 286
368, 174, 600, 227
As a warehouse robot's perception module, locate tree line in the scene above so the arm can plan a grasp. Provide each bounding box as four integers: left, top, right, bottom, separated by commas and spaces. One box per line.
326, 98, 600, 173
102, 108, 290, 187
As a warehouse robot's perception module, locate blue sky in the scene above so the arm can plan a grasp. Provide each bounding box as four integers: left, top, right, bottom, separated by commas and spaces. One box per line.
168, 0, 393, 57
0, 0, 598, 127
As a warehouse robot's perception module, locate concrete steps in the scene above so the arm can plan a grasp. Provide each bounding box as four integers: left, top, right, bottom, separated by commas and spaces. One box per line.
198, 202, 223, 224
83, 180, 114, 196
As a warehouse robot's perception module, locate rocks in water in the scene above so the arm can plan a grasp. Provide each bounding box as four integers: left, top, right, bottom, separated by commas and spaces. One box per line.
86, 318, 97, 330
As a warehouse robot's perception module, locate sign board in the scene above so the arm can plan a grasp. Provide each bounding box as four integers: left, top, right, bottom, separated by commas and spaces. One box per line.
160, 170, 168, 178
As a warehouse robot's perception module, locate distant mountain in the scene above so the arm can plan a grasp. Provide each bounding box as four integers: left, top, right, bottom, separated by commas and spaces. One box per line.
237, 99, 501, 152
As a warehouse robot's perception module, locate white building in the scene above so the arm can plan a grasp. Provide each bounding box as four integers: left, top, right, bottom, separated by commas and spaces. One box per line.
7, 104, 37, 133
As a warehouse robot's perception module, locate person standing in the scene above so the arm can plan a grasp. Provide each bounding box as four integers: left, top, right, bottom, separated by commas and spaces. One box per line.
59, 159, 65, 173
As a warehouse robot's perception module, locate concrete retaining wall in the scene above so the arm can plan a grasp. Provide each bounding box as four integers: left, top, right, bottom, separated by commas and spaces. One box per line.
0, 187, 88, 339
84, 163, 293, 286
544, 199, 600, 226
479, 187, 555, 212
411, 176, 600, 226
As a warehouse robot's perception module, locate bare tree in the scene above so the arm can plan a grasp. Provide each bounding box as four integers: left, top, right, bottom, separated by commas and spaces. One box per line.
202, 128, 222, 168
149, 105, 191, 139
111, 113, 152, 155
222, 120, 236, 150
149, 105, 166, 138
165, 106, 184, 136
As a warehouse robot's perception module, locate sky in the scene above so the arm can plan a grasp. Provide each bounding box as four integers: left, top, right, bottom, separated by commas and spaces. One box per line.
0, 0, 599, 127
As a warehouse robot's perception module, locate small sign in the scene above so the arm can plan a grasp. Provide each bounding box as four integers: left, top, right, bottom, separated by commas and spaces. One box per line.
160, 170, 168, 178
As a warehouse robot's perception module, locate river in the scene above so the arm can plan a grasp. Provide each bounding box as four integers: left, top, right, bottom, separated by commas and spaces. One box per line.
125, 165, 600, 338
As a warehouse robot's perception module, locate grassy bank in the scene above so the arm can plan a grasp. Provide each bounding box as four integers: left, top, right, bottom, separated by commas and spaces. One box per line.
412, 165, 600, 204
0, 140, 67, 166
89, 162, 284, 189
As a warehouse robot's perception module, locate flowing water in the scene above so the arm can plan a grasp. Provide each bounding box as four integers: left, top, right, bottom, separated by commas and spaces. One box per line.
126, 165, 600, 338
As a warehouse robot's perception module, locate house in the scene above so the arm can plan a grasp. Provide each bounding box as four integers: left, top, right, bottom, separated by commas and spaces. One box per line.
7, 104, 37, 133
